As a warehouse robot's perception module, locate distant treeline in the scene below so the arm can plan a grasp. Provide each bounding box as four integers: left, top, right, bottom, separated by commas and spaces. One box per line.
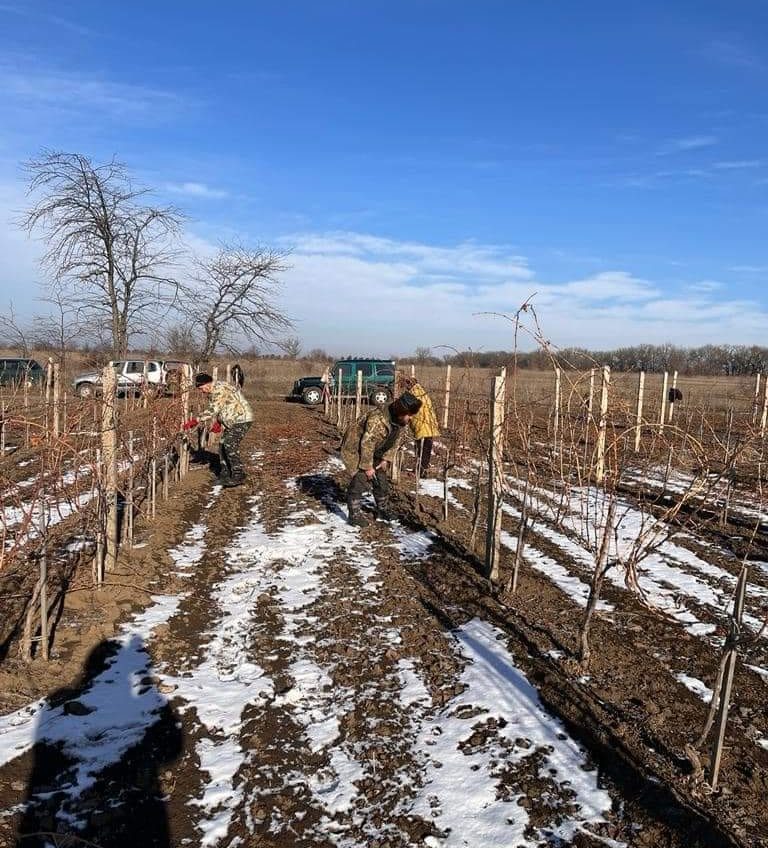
401, 344, 768, 376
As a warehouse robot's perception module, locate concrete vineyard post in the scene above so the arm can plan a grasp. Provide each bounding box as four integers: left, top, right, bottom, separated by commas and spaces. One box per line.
443, 364, 452, 430
62, 392, 68, 435
634, 371, 645, 453
484, 374, 506, 582
226, 363, 233, 383
595, 366, 610, 485
336, 368, 343, 428
151, 418, 158, 520
761, 379, 768, 438
0, 403, 5, 455
355, 370, 363, 419
410, 363, 416, 378
101, 365, 119, 573
212, 365, 219, 381
659, 371, 669, 434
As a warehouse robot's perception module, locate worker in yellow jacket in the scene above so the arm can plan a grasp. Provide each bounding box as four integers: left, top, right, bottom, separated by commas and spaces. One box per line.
403, 376, 440, 474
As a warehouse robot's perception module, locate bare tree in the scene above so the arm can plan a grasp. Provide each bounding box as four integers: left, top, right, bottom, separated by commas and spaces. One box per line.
32, 285, 85, 367
186, 243, 292, 360
0, 302, 31, 355
21, 150, 184, 357
164, 323, 200, 360
281, 336, 301, 359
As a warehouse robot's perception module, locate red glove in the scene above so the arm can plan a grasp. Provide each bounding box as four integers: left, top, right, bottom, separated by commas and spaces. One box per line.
182, 417, 198, 431
210, 421, 223, 434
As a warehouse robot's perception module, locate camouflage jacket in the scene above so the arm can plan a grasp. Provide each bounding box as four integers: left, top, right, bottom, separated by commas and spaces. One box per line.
340, 406, 407, 472
198, 382, 254, 428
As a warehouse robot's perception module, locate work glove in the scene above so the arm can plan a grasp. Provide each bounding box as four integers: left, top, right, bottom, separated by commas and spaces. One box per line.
210, 421, 223, 434
182, 417, 199, 431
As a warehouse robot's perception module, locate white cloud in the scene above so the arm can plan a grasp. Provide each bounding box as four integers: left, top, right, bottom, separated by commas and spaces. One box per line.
275, 231, 768, 354
688, 280, 723, 293
658, 135, 718, 155
164, 181, 229, 199
0, 57, 184, 122
713, 159, 762, 170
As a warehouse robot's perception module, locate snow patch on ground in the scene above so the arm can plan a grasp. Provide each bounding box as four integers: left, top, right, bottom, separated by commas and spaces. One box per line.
675, 673, 714, 703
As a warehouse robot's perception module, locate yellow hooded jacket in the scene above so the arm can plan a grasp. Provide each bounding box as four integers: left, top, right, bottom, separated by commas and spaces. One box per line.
408, 382, 440, 440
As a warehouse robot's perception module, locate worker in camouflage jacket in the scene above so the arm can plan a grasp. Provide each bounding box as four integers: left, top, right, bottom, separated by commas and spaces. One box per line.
184, 373, 254, 488
340, 392, 422, 527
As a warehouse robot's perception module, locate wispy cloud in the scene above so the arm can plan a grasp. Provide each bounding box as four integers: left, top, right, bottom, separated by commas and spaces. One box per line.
0, 58, 186, 121
688, 280, 723, 293
0, 2, 96, 36
658, 135, 718, 155
702, 39, 764, 72
163, 181, 229, 199
713, 159, 762, 170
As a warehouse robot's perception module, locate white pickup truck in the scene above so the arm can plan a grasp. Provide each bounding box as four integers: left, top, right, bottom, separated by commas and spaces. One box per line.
71, 359, 187, 398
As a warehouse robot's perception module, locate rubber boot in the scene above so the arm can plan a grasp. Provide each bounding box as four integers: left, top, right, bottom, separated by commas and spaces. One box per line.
374, 496, 395, 522
347, 498, 369, 528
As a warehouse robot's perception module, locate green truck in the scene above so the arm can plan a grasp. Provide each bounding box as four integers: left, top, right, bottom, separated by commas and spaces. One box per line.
290, 358, 396, 406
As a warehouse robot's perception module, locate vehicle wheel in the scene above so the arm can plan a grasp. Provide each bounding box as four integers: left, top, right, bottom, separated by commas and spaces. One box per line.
77, 382, 95, 399
370, 388, 391, 406
302, 386, 323, 405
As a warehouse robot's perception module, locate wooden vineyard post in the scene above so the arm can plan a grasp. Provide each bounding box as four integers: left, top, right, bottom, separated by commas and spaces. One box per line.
101, 365, 119, 573
708, 565, 748, 790
163, 453, 169, 501
484, 374, 506, 582
553, 367, 561, 456
38, 498, 49, 661
587, 368, 595, 419
752, 373, 762, 425
226, 363, 233, 383
0, 403, 5, 455
181, 364, 192, 478
44, 358, 53, 441
594, 366, 610, 485
93, 448, 104, 587
668, 370, 679, 423
142, 360, 149, 408
126, 430, 135, 547
336, 368, 343, 428
442, 364, 452, 430
151, 418, 158, 520
634, 371, 645, 453
62, 392, 68, 435
355, 370, 363, 419
52, 362, 61, 439
659, 371, 669, 434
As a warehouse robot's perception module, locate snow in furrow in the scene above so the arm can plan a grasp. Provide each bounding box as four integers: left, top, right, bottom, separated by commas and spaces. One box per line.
0, 503, 215, 830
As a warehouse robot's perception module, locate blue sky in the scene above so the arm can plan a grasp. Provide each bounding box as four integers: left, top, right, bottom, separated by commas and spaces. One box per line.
2, 1, 768, 354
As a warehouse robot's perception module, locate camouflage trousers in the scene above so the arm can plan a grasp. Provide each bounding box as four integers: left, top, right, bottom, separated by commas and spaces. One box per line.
220, 422, 251, 481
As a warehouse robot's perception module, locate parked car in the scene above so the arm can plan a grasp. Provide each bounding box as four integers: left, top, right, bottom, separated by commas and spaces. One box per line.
290, 358, 395, 406
72, 359, 187, 398
0, 357, 45, 387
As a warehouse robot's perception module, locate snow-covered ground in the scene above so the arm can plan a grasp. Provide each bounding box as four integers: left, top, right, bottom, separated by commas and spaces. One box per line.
0, 462, 625, 847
